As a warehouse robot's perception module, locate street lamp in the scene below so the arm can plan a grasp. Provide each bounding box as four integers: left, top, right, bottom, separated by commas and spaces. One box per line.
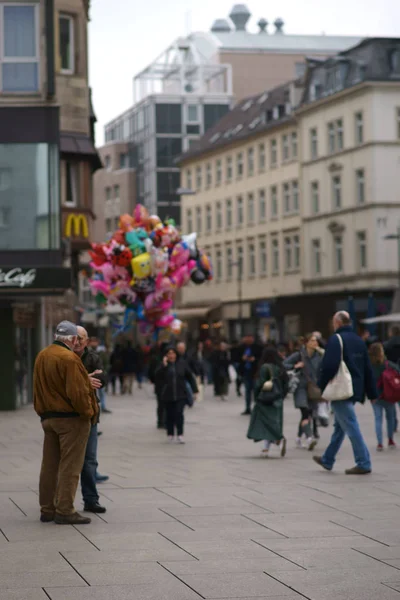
229, 257, 243, 339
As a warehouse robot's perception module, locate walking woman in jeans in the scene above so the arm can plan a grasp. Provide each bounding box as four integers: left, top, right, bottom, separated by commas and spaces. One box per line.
369, 343, 397, 451
155, 347, 198, 444
284, 334, 323, 450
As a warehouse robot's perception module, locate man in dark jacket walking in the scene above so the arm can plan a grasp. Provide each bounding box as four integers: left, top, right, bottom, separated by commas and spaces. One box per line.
75, 327, 108, 513
384, 326, 400, 365
314, 311, 377, 475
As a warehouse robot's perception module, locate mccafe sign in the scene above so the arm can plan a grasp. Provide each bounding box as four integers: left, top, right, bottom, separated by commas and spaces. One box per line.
0, 268, 37, 288
0, 267, 71, 292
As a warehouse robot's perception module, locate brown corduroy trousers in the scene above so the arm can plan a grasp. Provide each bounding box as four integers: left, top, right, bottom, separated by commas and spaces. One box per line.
39, 418, 91, 516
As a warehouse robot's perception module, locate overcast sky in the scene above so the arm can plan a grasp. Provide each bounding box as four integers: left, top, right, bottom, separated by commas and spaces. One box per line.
88, 0, 400, 145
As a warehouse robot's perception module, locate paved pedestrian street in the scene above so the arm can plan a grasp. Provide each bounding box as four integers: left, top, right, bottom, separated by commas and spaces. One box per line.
1, 386, 400, 600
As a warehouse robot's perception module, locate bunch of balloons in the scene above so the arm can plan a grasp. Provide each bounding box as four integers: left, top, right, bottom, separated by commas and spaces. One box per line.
89, 204, 213, 336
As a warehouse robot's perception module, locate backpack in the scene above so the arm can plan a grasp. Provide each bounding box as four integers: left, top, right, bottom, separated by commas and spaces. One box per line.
380, 361, 400, 403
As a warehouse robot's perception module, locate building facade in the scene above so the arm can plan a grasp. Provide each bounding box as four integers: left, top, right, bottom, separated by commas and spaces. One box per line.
0, 0, 99, 409
179, 38, 400, 341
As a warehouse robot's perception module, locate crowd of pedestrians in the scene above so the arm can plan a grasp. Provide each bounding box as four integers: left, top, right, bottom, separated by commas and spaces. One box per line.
32, 312, 400, 524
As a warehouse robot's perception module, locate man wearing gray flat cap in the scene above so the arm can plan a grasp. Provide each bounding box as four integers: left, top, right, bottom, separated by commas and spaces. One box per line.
33, 320, 99, 525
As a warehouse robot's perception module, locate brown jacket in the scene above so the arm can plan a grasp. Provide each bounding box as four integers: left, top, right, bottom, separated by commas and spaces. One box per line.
33, 341, 99, 421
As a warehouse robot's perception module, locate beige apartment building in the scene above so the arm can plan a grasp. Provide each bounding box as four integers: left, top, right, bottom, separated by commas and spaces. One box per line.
179, 80, 304, 341
179, 37, 400, 341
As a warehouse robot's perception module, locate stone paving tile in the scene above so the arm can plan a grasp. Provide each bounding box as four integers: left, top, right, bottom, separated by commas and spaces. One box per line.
160, 557, 304, 575
0, 549, 71, 573
73, 562, 176, 586
0, 591, 49, 600
177, 572, 291, 598
300, 582, 400, 600
0, 570, 86, 589
64, 548, 195, 565
270, 547, 381, 569
44, 582, 201, 600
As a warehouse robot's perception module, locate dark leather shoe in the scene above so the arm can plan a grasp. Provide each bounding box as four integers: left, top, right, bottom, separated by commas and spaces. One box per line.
241, 410, 251, 415
40, 512, 54, 523
84, 502, 106, 514
345, 466, 371, 475
95, 474, 109, 483
102, 409, 112, 414
313, 456, 332, 471
55, 512, 91, 525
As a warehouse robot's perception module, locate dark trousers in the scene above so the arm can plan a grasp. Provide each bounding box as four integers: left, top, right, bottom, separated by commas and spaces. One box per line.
156, 392, 165, 427
81, 424, 99, 505
165, 400, 185, 436
244, 375, 254, 411
109, 374, 123, 394
298, 407, 312, 438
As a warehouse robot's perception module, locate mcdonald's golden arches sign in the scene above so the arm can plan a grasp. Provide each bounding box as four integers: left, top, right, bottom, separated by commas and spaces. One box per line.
65, 214, 89, 238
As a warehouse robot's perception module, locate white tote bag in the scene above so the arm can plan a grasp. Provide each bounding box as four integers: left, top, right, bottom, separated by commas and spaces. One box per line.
322, 334, 354, 402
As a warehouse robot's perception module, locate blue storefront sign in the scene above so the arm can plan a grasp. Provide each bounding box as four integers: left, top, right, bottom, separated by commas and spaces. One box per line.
254, 300, 271, 318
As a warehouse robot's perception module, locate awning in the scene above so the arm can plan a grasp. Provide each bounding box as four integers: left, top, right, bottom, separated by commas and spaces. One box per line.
60, 132, 102, 171
175, 303, 221, 320
361, 313, 400, 324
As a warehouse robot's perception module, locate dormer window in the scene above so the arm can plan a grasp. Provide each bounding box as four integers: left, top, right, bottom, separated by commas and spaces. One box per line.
272, 106, 279, 120
389, 49, 400, 76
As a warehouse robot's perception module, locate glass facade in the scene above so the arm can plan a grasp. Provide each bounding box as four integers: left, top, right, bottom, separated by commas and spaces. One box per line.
0, 143, 60, 250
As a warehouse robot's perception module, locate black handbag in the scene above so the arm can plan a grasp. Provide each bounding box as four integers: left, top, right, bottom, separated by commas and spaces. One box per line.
257, 366, 282, 406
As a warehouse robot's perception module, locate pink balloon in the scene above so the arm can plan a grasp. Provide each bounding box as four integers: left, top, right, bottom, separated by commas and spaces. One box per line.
90, 280, 110, 296
156, 314, 174, 328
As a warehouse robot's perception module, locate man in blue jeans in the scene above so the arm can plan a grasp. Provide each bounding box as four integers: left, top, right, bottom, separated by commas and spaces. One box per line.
314, 311, 377, 475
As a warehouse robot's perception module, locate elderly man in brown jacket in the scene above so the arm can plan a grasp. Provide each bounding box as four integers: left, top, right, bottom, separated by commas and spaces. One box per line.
33, 320, 99, 525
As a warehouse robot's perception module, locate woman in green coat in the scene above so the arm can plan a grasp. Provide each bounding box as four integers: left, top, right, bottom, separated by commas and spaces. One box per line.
247, 347, 289, 457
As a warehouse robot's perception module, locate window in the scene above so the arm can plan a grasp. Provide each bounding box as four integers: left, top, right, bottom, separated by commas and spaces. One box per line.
0, 4, 39, 92
328, 122, 335, 153
356, 169, 365, 204
156, 138, 182, 167
187, 208, 193, 233
292, 180, 299, 213
357, 231, 367, 270
237, 245, 244, 274
119, 153, 128, 169
259, 189, 266, 222
65, 161, 79, 206
311, 181, 319, 214
104, 155, 111, 170
205, 205, 212, 233
332, 175, 342, 210
284, 237, 292, 271
206, 163, 212, 188
114, 185, 120, 200
283, 183, 291, 214
216, 159, 222, 186
336, 119, 344, 151
282, 134, 290, 161
270, 139, 277, 167
196, 166, 202, 190
59, 14, 75, 74
247, 193, 255, 225
271, 185, 278, 218
226, 198, 232, 229
293, 234, 300, 269
397, 108, 400, 140
312, 239, 321, 275
237, 196, 243, 225
334, 235, 343, 273
105, 217, 112, 236
291, 131, 298, 159
186, 169, 192, 190
259, 237, 267, 275
355, 112, 364, 145
196, 206, 202, 234
247, 147, 254, 176
310, 128, 318, 160
259, 143, 266, 172
105, 186, 111, 201
226, 246, 233, 280
226, 156, 232, 182
237, 152, 244, 178
248, 241, 256, 277
272, 238, 279, 274
187, 104, 199, 123
216, 201, 222, 231
216, 247, 222, 282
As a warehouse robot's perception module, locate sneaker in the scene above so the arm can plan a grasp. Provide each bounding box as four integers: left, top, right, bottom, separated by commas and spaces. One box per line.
55, 512, 91, 525
307, 437, 318, 451
40, 512, 54, 523
177, 436, 185, 444
377, 444, 384, 452
84, 502, 107, 514
389, 439, 397, 449
313, 455, 332, 471
345, 466, 371, 475
295, 437, 302, 449
261, 448, 269, 457
280, 438, 287, 458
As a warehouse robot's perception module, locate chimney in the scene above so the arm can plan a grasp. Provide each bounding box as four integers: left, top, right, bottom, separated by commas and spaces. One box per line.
229, 4, 251, 31
274, 18, 284, 34
258, 18, 268, 33
211, 19, 231, 33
